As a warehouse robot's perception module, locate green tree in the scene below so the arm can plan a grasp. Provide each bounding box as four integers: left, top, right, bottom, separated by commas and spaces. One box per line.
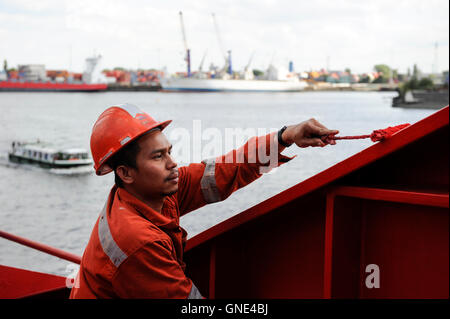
392, 69, 398, 80
374, 64, 391, 83
252, 69, 264, 77
359, 76, 370, 83
3, 59, 7, 73
400, 76, 426, 95
413, 64, 419, 78
405, 78, 419, 90
345, 68, 351, 74
373, 76, 385, 84
418, 77, 434, 90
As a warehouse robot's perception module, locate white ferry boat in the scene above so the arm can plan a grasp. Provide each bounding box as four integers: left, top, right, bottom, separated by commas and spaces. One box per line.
8, 141, 93, 169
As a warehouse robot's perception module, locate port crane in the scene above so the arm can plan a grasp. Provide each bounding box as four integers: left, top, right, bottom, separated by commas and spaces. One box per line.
243, 51, 255, 79
211, 13, 232, 75
244, 51, 255, 72
179, 11, 191, 77
198, 49, 208, 72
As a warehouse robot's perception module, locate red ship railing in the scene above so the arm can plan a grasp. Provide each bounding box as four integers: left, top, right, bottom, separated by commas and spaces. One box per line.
0, 230, 81, 264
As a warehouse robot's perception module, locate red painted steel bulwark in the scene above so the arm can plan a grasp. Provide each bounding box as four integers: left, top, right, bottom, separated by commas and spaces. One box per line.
0, 230, 80, 298
184, 106, 449, 299
0, 265, 69, 299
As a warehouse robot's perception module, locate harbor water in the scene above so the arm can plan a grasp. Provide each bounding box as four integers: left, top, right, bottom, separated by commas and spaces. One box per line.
0, 91, 435, 276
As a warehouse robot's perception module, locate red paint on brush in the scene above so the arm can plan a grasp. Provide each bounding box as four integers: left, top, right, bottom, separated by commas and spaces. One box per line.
369, 124, 411, 142
323, 124, 411, 143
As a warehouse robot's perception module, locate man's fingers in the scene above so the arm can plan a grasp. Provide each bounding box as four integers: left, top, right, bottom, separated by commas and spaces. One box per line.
303, 138, 326, 147
311, 118, 328, 130
321, 135, 336, 145
294, 120, 339, 147
310, 119, 339, 135
309, 124, 339, 138
311, 119, 334, 130
320, 128, 339, 136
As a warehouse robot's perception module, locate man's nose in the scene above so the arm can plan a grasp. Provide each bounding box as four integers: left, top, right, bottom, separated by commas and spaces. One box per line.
167, 154, 177, 169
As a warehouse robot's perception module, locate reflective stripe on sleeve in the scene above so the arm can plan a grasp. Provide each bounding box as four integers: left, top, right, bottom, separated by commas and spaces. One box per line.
200, 158, 221, 203
187, 282, 203, 299
98, 202, 128, 268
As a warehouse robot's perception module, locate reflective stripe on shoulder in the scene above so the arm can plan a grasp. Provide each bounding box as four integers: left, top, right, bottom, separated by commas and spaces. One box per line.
187, 282, 203, 299
200, 158, 221, 203
98, 202, 128, 268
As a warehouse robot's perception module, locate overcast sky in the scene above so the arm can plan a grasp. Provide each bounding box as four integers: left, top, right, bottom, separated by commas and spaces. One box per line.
0, 0, 448, 75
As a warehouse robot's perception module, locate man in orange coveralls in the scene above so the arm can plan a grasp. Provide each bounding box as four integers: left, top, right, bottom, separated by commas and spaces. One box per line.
70, 103, 338, 299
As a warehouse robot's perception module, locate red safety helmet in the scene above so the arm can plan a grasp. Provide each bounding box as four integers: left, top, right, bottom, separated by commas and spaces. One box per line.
90, 103, 171, 175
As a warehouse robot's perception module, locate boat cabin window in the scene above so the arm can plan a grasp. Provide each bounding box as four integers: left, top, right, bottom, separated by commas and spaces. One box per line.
52, 152, 88, 160
60, 153, 76, 160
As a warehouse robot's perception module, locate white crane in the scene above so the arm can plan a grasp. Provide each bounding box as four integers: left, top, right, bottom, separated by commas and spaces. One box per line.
211, 13, 227, 63
211, 12, 233, 76
243, 51, 255, 80
198, 49, 208, 72
179, 11, 191, 77
244, 51, 255, 72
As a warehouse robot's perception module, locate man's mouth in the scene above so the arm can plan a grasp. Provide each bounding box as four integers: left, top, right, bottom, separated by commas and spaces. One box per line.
166, 171, 179, 182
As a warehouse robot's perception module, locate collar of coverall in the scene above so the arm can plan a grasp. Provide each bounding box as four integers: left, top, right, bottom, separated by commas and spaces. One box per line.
115, 186, 179, 230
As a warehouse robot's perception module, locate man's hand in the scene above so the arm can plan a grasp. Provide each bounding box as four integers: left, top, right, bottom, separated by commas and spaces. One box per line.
282, 118, 339, 148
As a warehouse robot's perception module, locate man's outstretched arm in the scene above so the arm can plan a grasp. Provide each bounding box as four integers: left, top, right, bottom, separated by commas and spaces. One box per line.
177, 119, 338, 215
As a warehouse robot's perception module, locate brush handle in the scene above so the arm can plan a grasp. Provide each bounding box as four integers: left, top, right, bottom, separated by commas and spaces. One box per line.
330, 135, 371, 140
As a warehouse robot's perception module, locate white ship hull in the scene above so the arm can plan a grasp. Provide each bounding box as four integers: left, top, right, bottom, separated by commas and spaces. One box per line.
160, 77, 308, 92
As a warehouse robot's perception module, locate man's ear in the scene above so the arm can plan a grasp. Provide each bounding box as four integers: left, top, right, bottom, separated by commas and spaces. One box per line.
116, 165, 136, 185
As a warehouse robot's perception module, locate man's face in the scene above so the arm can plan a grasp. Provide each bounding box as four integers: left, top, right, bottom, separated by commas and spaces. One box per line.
131, 130, 178, 199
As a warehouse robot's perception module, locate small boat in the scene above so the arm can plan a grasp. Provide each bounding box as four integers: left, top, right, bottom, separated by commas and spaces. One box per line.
8, 141, 93, 169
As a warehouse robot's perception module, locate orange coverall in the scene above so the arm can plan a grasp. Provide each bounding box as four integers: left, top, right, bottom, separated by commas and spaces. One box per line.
70, 132, 294, 298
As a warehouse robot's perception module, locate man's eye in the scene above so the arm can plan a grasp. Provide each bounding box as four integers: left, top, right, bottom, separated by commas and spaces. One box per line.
153, 154, 162, 159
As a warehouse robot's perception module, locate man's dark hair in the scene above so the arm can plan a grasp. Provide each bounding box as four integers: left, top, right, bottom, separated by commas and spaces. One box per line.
107, 128, 161, 188
108, 139, 141, 188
